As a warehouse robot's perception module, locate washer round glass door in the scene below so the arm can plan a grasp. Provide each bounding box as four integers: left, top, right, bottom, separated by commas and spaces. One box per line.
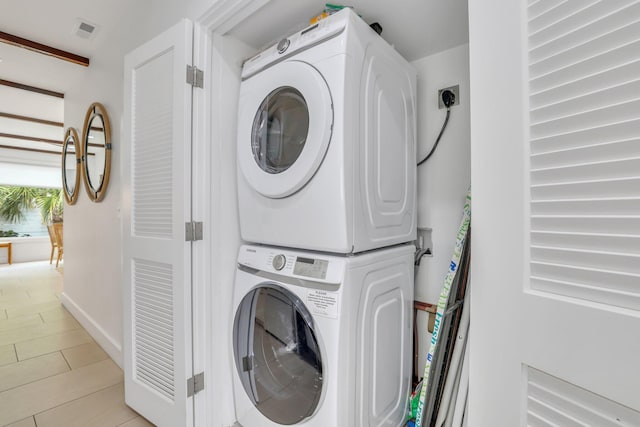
238, 60, 333, 199
233, 284, 323, 425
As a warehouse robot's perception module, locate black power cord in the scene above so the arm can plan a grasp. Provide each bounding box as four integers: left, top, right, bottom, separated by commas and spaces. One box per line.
417, 89, 455, 166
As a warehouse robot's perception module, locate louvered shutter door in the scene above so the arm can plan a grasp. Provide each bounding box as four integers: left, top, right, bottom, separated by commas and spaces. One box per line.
123, 19, 194, 427
526, 367, 640, 425
529, 0, 640, 311
469, 1, 640, 424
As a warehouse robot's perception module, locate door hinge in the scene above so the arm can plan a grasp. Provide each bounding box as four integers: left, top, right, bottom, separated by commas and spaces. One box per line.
187, 372, 205, 397
185, 221, 203, 241
186, 65, 204, 88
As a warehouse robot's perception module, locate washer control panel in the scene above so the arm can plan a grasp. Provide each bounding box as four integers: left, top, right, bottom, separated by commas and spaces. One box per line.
237, 245, 344, 284
293, 256, 328, 279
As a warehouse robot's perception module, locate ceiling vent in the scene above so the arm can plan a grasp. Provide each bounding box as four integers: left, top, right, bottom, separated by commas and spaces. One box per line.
73, 18, 98, 39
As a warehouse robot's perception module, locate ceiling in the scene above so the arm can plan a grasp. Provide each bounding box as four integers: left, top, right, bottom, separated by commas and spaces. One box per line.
0, 0, 468, 169
0, 0, 140, 93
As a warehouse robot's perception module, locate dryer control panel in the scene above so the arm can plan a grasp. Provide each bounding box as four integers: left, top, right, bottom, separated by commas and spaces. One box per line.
241, 8, 352, 79
237, 245, 344, 284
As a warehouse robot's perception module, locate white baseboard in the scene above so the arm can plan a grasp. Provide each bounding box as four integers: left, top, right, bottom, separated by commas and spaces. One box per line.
60, 292, 123, 368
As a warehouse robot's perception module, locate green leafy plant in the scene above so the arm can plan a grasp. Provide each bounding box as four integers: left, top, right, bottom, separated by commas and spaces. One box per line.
0, 230, 19, 237
0, 186, 63, 224
37, 188, 64, 223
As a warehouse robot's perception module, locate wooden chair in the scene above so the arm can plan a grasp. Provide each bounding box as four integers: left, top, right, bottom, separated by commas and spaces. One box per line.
47, 224, 59, 264
52, 223, 63, 267
0, 242, 11, 265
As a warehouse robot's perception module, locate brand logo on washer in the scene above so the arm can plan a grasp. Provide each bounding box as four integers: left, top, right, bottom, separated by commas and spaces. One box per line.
246, 248, 256, 253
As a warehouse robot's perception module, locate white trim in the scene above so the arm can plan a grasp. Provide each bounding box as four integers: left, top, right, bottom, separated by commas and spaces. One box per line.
198, 0, 270, 34
190, 3, 271, 427
191, 21, 213, 427
61, 292, 123, 367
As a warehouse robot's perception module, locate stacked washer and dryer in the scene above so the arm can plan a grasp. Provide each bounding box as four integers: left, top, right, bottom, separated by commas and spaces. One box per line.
232, 8, 417, 427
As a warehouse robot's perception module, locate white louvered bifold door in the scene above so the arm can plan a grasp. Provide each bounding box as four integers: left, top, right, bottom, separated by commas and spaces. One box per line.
469, 1, 640, 425
123, 19, 194, 427
529, 0, 640, 313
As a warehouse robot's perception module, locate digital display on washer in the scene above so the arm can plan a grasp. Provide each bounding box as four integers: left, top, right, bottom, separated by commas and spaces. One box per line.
293, 257, 328, 279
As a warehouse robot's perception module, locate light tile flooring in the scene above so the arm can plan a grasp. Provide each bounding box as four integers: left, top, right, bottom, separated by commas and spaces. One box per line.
0, 261, 154, 427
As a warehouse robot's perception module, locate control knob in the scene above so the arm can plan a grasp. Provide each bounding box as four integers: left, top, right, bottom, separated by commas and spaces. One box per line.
277, 38, 290, 54
272, 254, 287, 271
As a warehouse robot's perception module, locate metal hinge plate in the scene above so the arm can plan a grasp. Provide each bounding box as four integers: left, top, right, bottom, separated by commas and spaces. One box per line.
185, 221, 203, 241
186, 65, 204, 88
187, 372, 204, 397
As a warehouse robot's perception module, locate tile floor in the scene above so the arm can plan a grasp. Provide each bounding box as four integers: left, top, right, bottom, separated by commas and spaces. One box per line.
0, 261, 154, 427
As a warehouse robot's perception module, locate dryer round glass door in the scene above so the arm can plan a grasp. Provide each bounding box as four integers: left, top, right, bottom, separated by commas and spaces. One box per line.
238, 61, 333, 199
252, 87, 309, 174
233, 284, 323, 425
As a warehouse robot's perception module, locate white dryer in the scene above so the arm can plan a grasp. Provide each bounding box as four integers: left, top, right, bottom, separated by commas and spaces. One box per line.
231, 244, 414, 426
237, 8, 417, 254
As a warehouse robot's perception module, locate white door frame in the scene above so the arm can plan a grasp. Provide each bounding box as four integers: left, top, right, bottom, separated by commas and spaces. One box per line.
190, 1, 270, 425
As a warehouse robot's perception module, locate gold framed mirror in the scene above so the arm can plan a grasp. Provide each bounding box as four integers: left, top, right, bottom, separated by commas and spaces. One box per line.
81, 102, 112, 202
62, 127, 81, 205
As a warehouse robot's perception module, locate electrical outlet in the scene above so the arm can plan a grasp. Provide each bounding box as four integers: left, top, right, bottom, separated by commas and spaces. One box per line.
438, 85, 460, 109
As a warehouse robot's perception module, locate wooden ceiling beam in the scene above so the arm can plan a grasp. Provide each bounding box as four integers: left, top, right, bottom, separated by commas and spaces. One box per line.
0, 79, 64, 98
0, 31, 89, 67
0, 132, 62, 146
0, 143, 94, 156
0, 144, 60, 156
0, 112, 64, 127
0, 132, 103, 148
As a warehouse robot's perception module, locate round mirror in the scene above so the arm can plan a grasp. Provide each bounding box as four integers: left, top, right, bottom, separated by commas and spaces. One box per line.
81, 102, 112, 202
62, 128, 81, 205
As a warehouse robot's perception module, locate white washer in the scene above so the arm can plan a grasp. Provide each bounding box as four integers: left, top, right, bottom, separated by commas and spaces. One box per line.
237, 8, 417, 254
231, 244, 414, 426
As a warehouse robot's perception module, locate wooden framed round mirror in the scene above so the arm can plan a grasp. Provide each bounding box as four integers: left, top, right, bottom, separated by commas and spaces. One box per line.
81, 102, 112, 202
62, 127, 81, 205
